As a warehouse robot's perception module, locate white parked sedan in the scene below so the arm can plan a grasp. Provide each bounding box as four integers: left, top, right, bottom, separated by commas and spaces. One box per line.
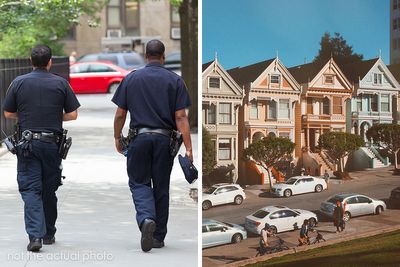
202, 183, 246, 210
270, 176, 327, 197
245, 206, 318, 235
320, 193, 387, 222
203, 219, 247, 248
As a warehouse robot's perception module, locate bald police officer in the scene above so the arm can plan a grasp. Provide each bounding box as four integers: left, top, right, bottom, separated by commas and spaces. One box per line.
2, 45, 80, 252
112, 39, 193, 252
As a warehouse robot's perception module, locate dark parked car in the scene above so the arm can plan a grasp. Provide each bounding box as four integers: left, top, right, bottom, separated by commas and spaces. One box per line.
389, 187, 400, 208
164, 51, 181, 75
78, 52, 145, 70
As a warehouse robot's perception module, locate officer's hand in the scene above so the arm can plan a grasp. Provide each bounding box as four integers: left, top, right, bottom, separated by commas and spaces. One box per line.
186, 150, 193, 162
115, 138, 123, 154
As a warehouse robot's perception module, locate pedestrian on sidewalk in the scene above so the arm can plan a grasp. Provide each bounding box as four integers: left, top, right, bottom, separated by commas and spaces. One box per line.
323, 170, 330, 189
112, 39, 193, 252
333, 201, 344, 233
2, 45, 80, 252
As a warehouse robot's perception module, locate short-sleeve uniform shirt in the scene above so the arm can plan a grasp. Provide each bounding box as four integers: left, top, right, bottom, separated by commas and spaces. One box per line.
112, 62, 191, 130
2, 69, 80, 134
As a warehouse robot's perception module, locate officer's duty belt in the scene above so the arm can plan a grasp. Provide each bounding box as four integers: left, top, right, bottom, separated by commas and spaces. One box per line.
31, 132, 60, 143
133, 128, 172, 137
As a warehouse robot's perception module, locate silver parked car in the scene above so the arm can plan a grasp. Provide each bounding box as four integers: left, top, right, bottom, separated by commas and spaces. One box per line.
202, 219, 247, 249
320, 193, 386, 222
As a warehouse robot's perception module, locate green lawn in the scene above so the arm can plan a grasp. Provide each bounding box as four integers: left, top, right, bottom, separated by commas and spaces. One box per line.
246, 230, 400, 267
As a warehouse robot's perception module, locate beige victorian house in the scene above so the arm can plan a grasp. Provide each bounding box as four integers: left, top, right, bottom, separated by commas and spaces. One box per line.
288, 58, 353, 175
228, 58, 301, 184
202, 59, 244, 182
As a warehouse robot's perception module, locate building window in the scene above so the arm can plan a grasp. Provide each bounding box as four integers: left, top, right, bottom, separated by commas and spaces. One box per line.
395, 0, 398, 10
332, 97, 342, 114
356, 96, 362, 111
394, 18, 398, 30
107, 0, 121, 28
249, 101, 258, 119
371, 94, 378, 112
278, 99, 290, 119
171, 5, 180, 25
125, 0, 140, 36
219, 103, 231, 124
307, 98, 313, 114
279, 132, 290, 139
324, 75, 334, 84
322, 97, 330, 115
209, 77, 220, 88
218, 139, 231, 160
394, 39, 398, 51
270, 74, 280, 85
381, 94, 390, 112
208, 104, 216, 124
267, 100, 277, 120
374, 73, 382, 85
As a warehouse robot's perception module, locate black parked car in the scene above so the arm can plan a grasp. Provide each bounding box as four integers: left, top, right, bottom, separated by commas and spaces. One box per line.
389, 187, 400, 208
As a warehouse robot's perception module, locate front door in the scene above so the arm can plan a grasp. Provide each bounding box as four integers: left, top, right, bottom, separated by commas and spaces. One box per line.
309, 129, 316, 152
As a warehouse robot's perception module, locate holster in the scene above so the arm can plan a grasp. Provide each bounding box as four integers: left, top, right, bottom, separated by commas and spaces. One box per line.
58, 129, 72, 160
169, 130, 183, 158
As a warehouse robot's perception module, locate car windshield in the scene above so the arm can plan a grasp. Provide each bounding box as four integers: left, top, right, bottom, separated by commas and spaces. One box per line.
327, 196, 345, 204
252, 210, 270, 219
123, 54, 144, 67
222, 222, 234, 227
285, 178, 297, 185
204, 187, 217, 194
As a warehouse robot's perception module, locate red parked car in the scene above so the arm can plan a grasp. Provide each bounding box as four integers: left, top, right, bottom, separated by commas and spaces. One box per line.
69, 61, 129, 94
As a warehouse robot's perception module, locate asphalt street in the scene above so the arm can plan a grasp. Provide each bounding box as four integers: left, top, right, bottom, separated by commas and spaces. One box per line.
0, 94, 199, 267
202, 167, 400, 267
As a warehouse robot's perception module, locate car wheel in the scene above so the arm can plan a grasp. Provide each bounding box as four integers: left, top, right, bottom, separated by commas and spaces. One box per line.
375, 205, 383, 215
232, 233, 243, 244
284, 189, 292, 197
308, 217, 317, 228
315, 184, 323, 193
343, 211, 351, 222
108, 83, 120, 94
269, 225, 278, 234
202, 201, 212, 210
234, 195, 243, 205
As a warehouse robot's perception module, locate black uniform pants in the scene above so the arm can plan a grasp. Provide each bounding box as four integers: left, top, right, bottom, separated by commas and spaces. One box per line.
127, 134, 174, 242
16, 140, 62, 239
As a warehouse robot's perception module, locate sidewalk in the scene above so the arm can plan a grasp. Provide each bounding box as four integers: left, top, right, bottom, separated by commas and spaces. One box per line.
0, 94, 199, 267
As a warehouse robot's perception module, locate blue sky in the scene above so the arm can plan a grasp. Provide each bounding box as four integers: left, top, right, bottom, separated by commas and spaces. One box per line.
202, 0, 389, 69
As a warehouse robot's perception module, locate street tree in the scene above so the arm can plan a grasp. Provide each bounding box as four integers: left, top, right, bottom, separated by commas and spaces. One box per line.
202, 126, 216, 176
318, 132, 365, 174
243, 136, 295, 188
0, 0, 106, 57
366, 123, 400, 170
313, 32, 363, 66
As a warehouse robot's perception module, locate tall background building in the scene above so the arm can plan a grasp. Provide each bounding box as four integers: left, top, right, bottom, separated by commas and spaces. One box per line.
62, 0, 181, 57
391, 0, 400, 64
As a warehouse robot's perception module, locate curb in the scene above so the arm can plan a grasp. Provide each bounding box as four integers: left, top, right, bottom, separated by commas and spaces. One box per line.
222, 225, 400, 267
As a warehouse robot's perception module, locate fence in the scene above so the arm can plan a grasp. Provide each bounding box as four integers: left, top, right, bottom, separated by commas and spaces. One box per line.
0, 57, 69, 138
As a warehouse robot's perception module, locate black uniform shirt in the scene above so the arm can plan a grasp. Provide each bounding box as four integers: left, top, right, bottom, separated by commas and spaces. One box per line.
2, 69, 80, 134
112, 62, 191, 130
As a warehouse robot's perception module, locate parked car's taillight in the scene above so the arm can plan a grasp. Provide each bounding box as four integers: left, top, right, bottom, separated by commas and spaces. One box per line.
255, 222, 261, 226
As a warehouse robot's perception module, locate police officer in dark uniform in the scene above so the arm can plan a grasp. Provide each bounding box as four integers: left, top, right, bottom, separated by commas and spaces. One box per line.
112, 39, 193, 252
2, 45, 80, 252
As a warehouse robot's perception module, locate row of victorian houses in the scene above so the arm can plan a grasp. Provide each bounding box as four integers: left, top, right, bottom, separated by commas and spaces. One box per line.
202, 56, 400, 185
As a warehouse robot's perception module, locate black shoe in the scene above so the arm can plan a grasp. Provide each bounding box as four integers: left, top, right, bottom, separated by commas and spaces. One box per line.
140, 219, 156, 252
152, 238, 164, 248
27, 238, 42, 252
43, 236, 55, 245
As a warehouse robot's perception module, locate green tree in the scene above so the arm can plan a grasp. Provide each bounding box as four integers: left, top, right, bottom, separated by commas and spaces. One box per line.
318, 132, 365, 173
366, 124, 400, 170
313, 32, 363, 66
202, 126, 216, 176
243, 136, 295, 188
0, 0, 106, 57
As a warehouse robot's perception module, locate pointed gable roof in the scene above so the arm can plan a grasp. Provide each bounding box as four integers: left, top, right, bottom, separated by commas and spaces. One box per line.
340, 58, 379, 83
227, 59, 275, 87
287, 61, 325, 84
202, 61, 213, 72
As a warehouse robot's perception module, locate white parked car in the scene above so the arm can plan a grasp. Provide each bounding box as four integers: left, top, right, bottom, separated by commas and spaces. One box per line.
202, 183, 246, 210
271, 176, 327, 197
320, 193, 387, 222
202, 219, 247, 248
245, 206, 318, 235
